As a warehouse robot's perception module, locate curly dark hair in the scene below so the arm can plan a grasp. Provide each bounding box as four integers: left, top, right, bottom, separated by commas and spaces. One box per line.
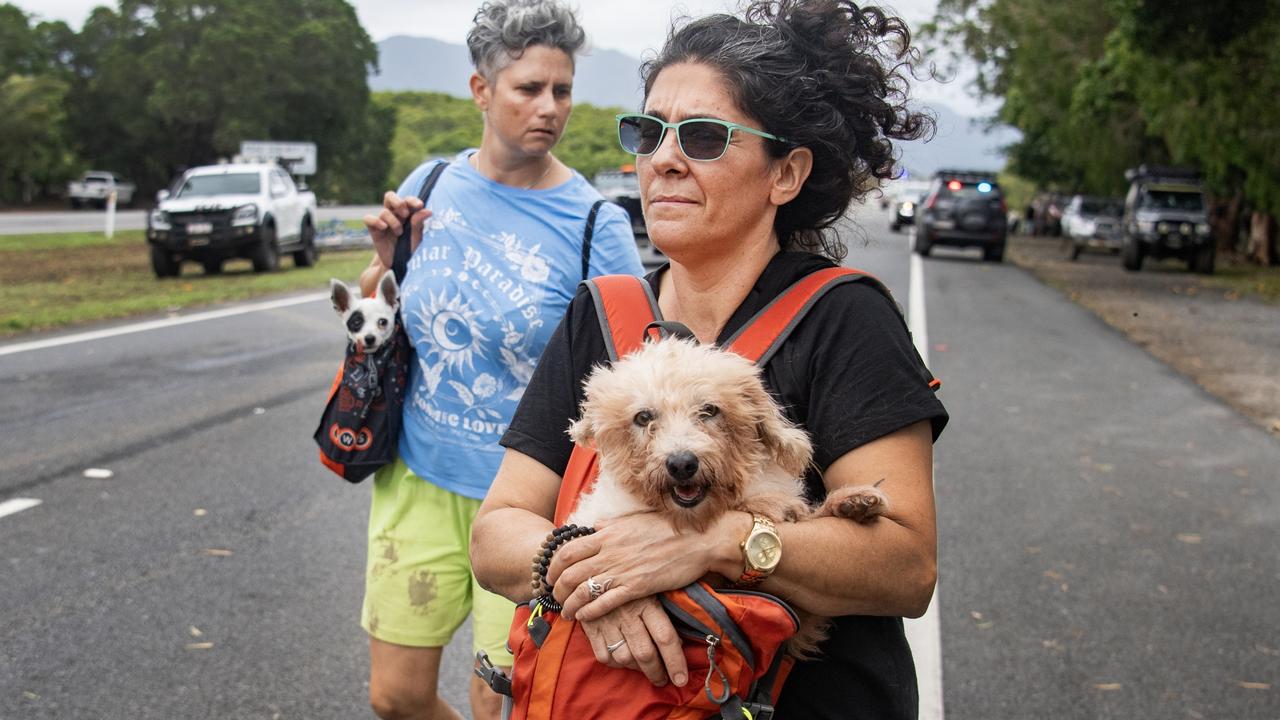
641, 1, 934, 261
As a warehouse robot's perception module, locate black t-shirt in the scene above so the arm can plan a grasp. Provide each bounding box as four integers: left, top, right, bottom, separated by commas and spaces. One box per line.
501, 251, 948, 719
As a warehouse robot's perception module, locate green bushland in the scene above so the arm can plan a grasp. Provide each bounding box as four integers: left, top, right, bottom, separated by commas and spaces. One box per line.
0, 231, 373, 336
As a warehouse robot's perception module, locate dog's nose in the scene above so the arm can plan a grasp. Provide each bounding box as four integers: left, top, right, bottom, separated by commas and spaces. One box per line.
364, 334, 377, 347
665, 451, 699, 481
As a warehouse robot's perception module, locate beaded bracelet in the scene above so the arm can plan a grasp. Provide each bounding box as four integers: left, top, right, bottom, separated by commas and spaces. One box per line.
530, 523, 595, 612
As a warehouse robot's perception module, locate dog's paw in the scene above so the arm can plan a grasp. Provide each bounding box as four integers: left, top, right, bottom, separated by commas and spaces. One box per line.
820, 484, 888, 523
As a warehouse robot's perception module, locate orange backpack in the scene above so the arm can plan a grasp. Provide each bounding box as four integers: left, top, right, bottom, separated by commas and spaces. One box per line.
477, 268, 890, 720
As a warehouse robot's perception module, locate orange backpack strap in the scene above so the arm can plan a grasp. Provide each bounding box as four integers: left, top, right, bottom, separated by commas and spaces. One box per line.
723, 266, 875, 364
553, 275, 661, 524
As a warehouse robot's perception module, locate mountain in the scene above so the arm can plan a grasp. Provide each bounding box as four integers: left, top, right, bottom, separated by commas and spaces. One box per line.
370, 36, 1014, 172
371, 35, 645, 109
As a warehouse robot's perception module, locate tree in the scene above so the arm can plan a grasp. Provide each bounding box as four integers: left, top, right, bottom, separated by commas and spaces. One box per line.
0, 74, 75, 204
62, 0, 385, 202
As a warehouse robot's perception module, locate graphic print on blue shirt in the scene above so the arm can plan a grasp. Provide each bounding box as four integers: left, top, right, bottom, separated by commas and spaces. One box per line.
395, 153, 643, 499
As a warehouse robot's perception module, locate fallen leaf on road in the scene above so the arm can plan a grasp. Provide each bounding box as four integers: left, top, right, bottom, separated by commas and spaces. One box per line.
1157, 585, 1169, 594
1095, 463, 1114, 473
1232, 467, 1250, 478
193, 509, 207, 517
1235, 681, 1270, 690
253, 407, 266, 415
1176, 534, 1203, 544
976, 621, 994, 630
201, 548, 234, 557
1102, 485, 1122, 496
83, 468, 114, 479
1025, 546, 1042, 555
1094, 683, 1122, 691
23, 691, 39, 700
185, 642, 214, 650
1256, 644, 1279, 656
1044, 570, 1063, 580
970, 611, 984, 621
1060, 583, 1069, 593
189, 626, 203, 637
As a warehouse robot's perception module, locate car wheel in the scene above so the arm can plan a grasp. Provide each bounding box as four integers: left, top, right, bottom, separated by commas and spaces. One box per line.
914, 231, 933, 257
293, 218, 318, 267
1191, 244, 1215, 275
70, 198, 82, 210
251, 222, 280, 273
150, 246, 181, 278
202, 258, 223, 275
1067, 241, 1083, 261
984, 240, 1006, 263
1121, 236, 1144, 272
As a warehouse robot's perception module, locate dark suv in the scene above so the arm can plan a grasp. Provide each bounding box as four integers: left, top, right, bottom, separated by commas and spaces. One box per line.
1120, 165, 1214, 274
915, 170, 1008, 262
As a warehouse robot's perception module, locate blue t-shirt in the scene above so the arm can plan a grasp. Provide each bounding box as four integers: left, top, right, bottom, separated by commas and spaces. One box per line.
395, 150, 644, 499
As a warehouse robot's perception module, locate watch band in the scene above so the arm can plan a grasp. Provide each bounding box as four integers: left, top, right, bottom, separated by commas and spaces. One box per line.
737, 514, 779, 588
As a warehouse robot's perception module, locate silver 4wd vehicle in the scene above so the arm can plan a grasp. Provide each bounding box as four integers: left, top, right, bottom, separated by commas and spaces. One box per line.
146, 163, 318, 277
1121, 165, 1214, 274
67, 171, 136, 209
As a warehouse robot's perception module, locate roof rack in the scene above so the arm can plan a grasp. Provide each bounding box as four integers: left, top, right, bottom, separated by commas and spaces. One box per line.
1125, 164, 1201, 183
934, 168, 1000, 182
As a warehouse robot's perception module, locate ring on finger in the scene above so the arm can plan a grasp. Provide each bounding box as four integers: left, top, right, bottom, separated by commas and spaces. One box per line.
586, 575, 613, 600
606, 639, 626, 654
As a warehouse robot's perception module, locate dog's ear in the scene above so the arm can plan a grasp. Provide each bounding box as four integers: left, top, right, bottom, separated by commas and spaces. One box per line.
330, 279, 352, 315
567, 415, 595, 446
744, 381, 812, 478
378, 270, 400, 309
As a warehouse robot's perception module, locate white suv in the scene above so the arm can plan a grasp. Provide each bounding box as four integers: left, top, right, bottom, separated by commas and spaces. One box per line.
146, 163, 318, 277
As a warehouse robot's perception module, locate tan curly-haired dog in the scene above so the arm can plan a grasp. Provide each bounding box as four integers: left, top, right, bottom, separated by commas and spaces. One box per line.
565, 337, 888, 657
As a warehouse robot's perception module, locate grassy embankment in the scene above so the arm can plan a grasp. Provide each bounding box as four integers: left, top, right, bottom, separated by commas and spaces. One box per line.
0, 229, 373, 337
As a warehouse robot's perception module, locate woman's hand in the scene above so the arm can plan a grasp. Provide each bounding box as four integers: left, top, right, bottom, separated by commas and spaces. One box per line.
362, 191, 432, 269
548, 511, 744, 623
579, 596, 689, 688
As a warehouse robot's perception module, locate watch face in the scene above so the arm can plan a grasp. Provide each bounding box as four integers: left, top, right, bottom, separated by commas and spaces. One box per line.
746, 532, 781, 571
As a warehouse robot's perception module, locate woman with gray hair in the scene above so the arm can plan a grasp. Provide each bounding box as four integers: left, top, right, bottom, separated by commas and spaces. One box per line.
358, 2, 643, 718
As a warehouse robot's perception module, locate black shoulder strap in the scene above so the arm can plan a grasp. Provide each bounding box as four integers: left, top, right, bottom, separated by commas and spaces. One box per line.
392, 161, 450, 284
581, 199, 605, 281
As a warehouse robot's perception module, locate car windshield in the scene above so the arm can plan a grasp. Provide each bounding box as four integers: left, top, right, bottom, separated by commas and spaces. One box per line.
84, 175, 111, 184
177, 173, 260, 198
1142, 190, 1203, 212
1081, 199, 1121, 216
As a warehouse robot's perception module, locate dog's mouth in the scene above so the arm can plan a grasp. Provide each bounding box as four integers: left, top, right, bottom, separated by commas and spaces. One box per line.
668, 482, 708, 508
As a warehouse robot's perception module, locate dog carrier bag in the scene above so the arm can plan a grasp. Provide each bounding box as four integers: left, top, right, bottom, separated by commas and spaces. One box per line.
477, 268, 910, 719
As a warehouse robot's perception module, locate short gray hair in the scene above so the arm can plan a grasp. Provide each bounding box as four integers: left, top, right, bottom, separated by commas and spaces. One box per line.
467, 0, 587, 79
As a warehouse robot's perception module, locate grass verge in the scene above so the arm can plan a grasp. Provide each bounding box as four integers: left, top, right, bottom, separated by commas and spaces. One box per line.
0, 231, 373, 337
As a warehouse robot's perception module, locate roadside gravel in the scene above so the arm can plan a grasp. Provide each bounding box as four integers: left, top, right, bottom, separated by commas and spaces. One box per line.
1007, 234, 1280, 437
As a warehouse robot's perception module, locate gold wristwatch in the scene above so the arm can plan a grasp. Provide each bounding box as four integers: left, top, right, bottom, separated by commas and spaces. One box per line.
737, 514, 782, 587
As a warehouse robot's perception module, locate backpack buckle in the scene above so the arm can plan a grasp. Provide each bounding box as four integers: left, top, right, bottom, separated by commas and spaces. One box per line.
474, 650, 512, 697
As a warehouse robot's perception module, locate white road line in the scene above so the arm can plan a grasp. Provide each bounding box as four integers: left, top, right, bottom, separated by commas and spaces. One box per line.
0, 497, 42, 519
905, 251, 945, 719
0, 292, 329, 358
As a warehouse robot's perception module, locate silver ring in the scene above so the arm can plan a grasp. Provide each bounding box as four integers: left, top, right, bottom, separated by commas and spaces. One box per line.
586, 576, 613, 600
606, 639, 626, 654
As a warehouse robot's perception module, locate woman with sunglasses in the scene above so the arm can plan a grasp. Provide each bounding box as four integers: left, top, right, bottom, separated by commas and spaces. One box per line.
356, 2, 643, 719
472, 1, 947, 717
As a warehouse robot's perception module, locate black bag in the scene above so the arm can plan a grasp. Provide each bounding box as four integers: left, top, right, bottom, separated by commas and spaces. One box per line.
314, 162, 449, 482
314, 161, 608, 482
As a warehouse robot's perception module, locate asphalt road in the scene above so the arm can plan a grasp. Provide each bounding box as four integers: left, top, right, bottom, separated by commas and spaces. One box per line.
0, 206, 383, 235
1, 204, 1277, 719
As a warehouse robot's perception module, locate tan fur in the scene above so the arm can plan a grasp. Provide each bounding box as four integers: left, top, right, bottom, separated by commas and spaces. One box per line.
566, 338, 889, 658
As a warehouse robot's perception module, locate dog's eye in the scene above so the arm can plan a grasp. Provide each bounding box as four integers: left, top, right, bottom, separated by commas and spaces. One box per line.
377, 318, 389, 328
633, 410, 655, 427
698, 404, 720, 420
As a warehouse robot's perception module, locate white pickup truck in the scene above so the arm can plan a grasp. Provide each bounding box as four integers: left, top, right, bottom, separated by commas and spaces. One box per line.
67, 171, 136, 209
145, 163, 318, 277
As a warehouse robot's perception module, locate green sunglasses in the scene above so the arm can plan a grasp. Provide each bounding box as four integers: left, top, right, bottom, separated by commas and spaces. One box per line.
616, 113, 790, 162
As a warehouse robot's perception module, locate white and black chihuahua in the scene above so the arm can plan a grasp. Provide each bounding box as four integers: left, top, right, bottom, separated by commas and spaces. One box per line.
330, 270, 401, 355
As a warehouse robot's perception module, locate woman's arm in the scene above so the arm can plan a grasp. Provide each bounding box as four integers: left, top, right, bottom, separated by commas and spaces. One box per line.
470, 448, 563, 601
559, 420, 938, 622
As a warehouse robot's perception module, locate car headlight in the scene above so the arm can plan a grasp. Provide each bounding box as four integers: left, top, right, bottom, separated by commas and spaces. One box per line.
1196, 222, 1211, 235
1157, 222, 1171, 234
1137, 221, 1155, 234
232, 204, 259, 226
149, 209, 170, 230
901, 203, 914, 217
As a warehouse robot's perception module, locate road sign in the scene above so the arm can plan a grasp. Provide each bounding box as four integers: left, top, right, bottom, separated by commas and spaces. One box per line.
239, 141, 317, 175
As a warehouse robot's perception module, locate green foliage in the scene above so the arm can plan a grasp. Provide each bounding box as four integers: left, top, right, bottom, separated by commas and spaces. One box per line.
375, 90, 632, 190
924, 0, 1280, 219
0, 74, 77, 204
54, 0, 384, 203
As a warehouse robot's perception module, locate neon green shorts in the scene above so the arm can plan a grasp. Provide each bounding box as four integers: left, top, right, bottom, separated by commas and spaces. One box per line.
361, 457, 515, 666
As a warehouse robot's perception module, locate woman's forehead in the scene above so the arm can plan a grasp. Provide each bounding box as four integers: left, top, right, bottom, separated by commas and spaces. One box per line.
644, 62, 744, 121
496, 45, 574, 83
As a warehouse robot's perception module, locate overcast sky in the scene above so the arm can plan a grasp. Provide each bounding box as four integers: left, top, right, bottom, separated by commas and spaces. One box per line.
18, 0, 988, 115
